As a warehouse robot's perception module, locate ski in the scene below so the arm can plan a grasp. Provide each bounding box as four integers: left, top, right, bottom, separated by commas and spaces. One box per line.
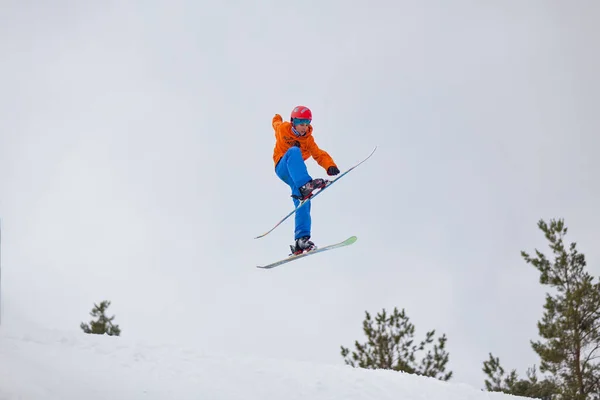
256, 236, 357, 269
254, 146, 377, 239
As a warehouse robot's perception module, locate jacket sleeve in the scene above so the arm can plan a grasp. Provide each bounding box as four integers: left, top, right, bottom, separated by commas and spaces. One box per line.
307, 136, 336, 170
272, 114, 283, 132
272, 114, 288, 145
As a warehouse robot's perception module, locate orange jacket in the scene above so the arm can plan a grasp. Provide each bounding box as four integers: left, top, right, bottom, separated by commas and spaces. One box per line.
272, 114, 337, 170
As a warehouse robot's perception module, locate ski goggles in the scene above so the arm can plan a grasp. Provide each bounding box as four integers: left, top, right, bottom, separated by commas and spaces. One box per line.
292, 118, 311, 126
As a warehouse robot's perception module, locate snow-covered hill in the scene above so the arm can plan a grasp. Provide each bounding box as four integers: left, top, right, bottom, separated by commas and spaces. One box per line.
0, 323, 526, 400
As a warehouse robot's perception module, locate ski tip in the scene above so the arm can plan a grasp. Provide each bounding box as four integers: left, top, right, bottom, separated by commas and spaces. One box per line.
344, 236, 358, 245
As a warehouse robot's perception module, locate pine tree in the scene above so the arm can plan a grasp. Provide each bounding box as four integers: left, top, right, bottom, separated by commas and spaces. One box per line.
482, 353, 557, 399
340, 307, 452, 381
80, 300, 121, 336
520, 218, 600, 400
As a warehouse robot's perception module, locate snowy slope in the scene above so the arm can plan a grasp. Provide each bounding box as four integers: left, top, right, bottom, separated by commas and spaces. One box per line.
0, 324, 527, 400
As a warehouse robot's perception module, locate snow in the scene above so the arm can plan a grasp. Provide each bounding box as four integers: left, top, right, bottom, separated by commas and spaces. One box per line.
0, 322, 527, 400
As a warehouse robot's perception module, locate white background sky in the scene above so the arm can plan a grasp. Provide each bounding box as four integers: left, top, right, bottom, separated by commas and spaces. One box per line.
1, 0, 599, 389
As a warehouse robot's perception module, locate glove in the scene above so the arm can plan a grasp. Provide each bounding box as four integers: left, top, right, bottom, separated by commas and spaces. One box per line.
327, 166, 340, 176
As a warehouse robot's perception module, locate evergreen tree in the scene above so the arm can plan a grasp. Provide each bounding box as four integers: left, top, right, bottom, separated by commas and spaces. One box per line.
483, 218, 600, 400
520, 218, 600, 400
340, 307, 452, 381
482, 353, 558, 399
80, 300, 121, 336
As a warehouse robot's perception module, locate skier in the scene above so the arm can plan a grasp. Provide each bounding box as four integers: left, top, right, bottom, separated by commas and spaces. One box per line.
272, 105, 340, 255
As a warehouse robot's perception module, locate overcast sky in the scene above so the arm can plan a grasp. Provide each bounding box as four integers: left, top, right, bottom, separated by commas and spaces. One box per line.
1, 0, 599, 389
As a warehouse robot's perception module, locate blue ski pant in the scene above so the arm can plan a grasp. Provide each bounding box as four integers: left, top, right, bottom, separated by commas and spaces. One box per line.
275, 146, 313, 240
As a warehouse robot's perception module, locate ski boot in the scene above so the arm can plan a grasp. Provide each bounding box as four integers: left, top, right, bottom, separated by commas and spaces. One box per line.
290, 236, 317, 255
296, 178, 329, 201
